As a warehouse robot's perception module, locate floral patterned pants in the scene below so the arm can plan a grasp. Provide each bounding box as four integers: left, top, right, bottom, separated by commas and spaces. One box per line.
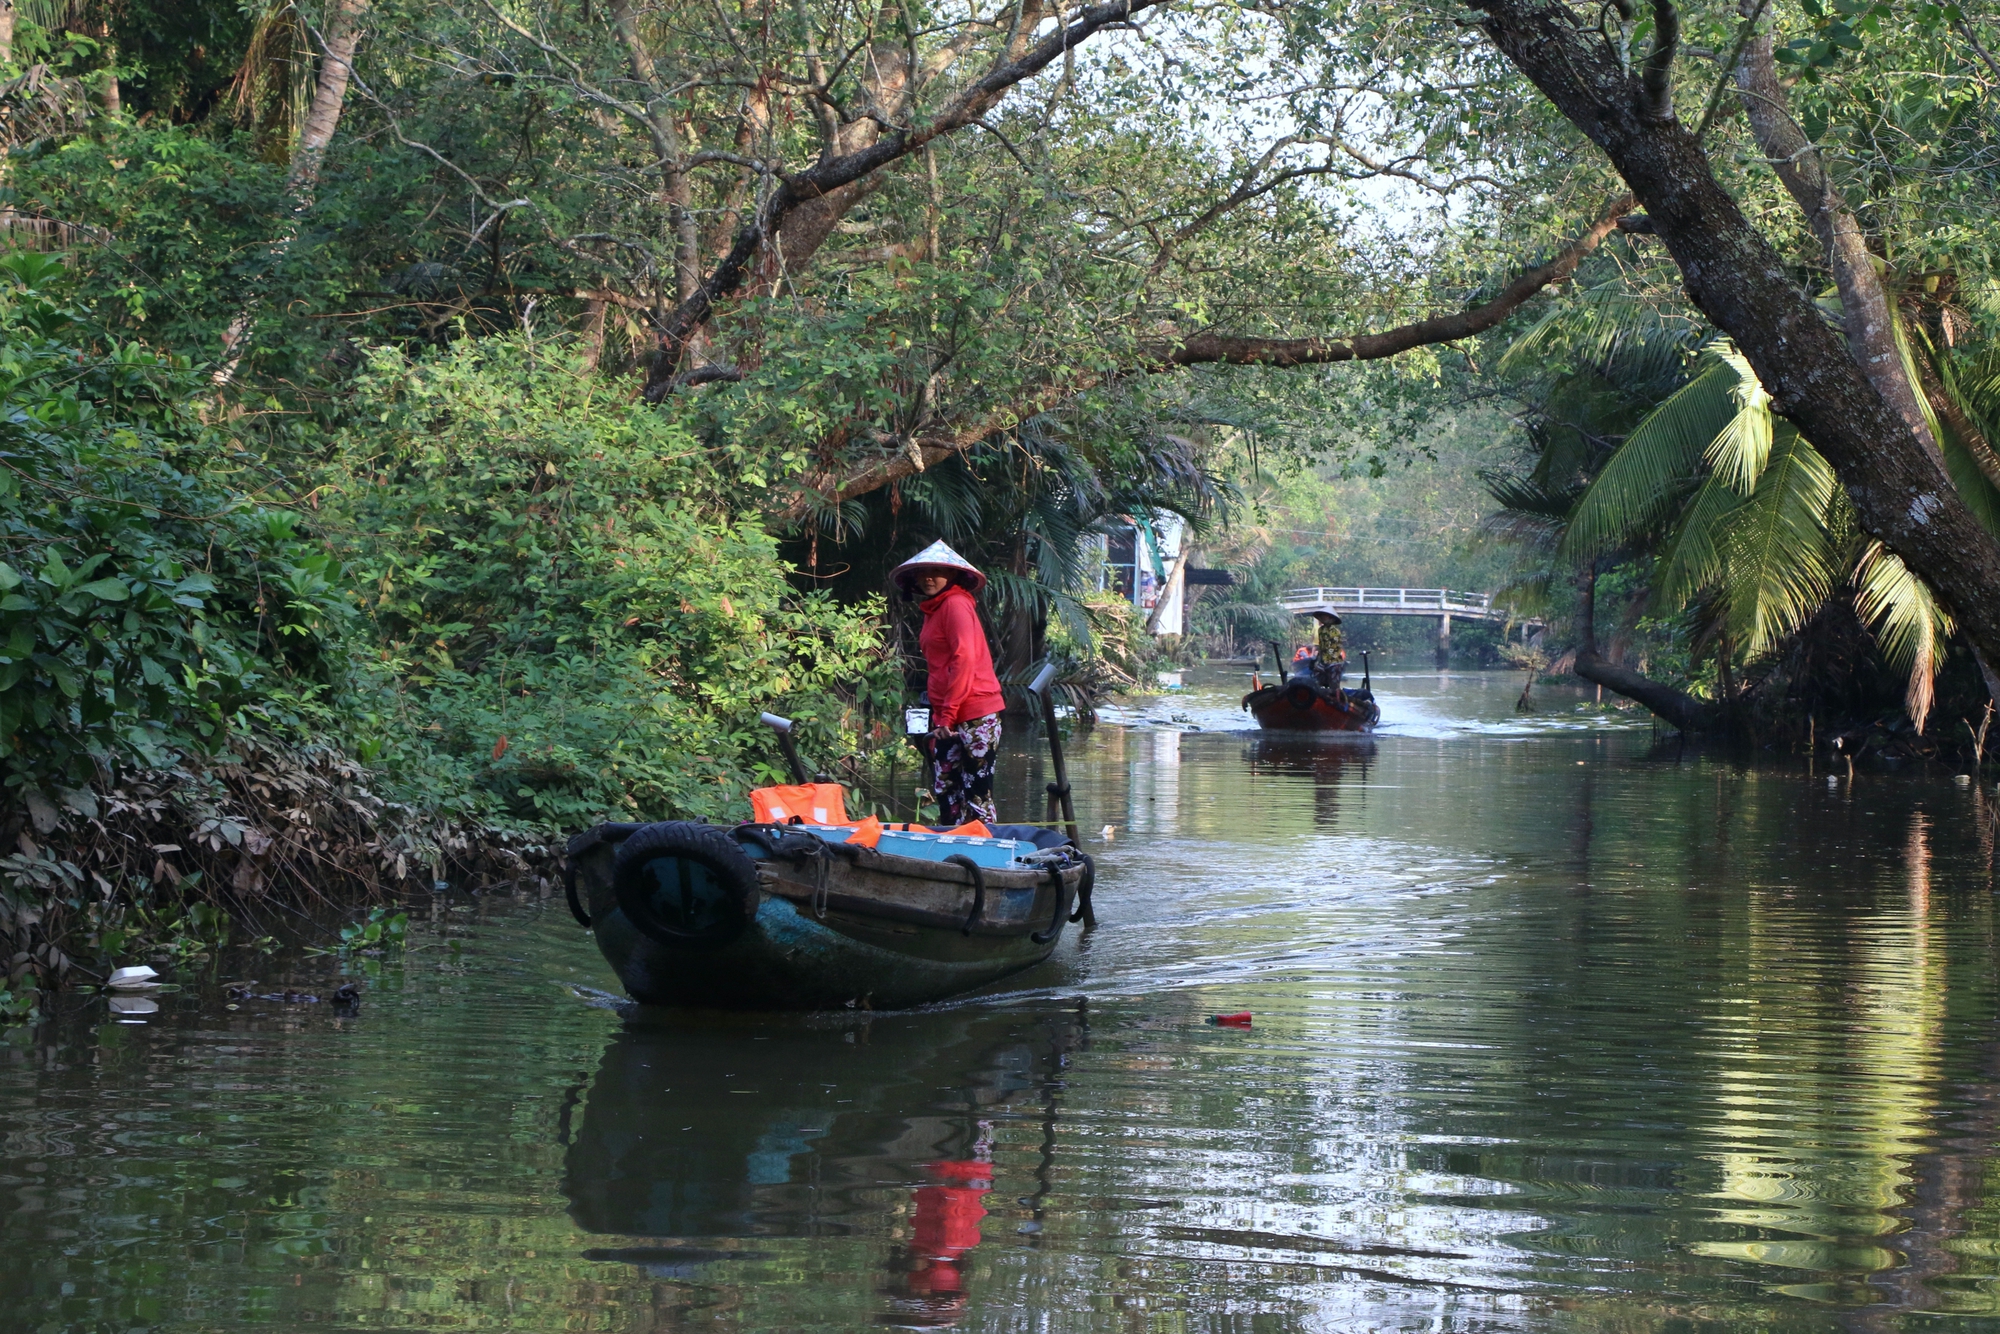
933, 713, 1001, 826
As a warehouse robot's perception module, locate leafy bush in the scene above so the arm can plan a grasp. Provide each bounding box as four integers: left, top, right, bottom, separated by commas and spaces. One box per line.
327, 337, 899, 829
0, 252, 349, 798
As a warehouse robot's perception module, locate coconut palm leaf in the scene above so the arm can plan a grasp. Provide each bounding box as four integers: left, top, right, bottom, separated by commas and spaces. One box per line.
1652, 472, 1746, 614
230, 0, 317, 141
1854, 540, 1955, 734
1479, 471, 1580, 555
1702, 348, 1776, 495
1560, 349, 1752, 560
1496, 283, 1703, 392
1715, 427, 1840, 655
1932, 411, 2000, 538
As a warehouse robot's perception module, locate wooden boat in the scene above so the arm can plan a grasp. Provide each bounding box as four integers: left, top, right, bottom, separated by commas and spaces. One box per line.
1242, 674, 1380, 732
564, 819, 1093, 1011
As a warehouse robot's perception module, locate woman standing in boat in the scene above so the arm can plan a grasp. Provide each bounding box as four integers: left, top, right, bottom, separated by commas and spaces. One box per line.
894, 541, 1007, 826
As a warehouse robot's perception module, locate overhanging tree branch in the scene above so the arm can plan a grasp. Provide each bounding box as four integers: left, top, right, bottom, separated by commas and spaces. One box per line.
642, 0, 1169, 401
775, 192, 1636, 520
1146, 192, 1633, 368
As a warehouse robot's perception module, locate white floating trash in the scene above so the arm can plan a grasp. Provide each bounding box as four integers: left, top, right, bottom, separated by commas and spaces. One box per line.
106, 966, 160, 990
108, 995, 159, 1015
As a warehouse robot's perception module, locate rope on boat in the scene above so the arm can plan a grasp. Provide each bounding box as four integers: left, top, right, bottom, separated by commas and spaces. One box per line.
1032, 864, 1070, 943
1069, 852, 1097, 928
945, 854, 987, 935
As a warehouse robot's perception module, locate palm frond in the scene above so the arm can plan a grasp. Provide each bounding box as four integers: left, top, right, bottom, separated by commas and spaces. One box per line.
1716, 427, 1840, 655
1652, 472, 1746, 614
1702, 347, 1775, 494
1560, 352, 1749, 560
1479, 470, 1581, 556
1909, 322, 2000, 539
1853, 540, 1954, 734
1495, 283, 1703, 390
230, 1, 316, 142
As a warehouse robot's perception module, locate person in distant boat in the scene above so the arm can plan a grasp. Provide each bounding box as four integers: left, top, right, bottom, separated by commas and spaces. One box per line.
1311, 611, 1346, 690
893, 541, 1007, 826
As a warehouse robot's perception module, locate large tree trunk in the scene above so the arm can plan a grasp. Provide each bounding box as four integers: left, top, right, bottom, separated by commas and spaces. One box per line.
1571, 563, 1716, 733
287, 0, 368, 198
1733, 24, 1937, 461
211, 0, 369, 390
1471, 0, 2000, 685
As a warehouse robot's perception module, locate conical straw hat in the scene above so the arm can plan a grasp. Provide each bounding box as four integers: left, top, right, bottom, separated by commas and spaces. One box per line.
890, 539, 987, 595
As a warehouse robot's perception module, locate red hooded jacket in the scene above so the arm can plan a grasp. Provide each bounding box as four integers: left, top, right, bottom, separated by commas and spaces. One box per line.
918, 584, 1006, 728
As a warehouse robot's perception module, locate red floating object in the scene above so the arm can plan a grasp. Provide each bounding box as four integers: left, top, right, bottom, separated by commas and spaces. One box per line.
1210, 1012, 1253, 1027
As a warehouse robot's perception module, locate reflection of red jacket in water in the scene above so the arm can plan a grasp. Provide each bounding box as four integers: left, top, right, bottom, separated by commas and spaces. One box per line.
907, 1160, 991, 1296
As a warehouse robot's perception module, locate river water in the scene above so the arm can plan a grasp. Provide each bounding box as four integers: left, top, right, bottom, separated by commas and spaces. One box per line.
9, 670, 2000, 1332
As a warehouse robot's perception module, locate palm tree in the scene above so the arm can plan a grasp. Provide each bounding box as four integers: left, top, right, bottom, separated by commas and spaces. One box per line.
1487, 288, 1972, 733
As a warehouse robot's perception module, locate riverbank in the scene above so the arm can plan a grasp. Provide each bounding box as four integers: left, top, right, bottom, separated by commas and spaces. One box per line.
0, 278, 898, 1019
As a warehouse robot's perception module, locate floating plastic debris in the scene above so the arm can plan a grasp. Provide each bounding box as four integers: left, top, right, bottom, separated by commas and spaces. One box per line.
106, 966, 160, 990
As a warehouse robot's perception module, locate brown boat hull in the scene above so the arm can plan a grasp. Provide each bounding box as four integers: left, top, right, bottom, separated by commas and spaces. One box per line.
1242, 681, 1380, 732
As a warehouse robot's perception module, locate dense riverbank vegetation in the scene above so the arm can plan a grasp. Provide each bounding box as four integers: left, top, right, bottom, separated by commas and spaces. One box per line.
1, 0, 1997, 1012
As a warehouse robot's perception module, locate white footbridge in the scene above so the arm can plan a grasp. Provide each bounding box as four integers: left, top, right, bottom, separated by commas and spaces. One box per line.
1277, 588, 1541, 667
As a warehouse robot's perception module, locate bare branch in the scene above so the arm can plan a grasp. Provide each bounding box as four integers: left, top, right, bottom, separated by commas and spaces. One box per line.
643, 0, 1169, 400
774, 194, 1636, 519
1151, 192, 1635, 368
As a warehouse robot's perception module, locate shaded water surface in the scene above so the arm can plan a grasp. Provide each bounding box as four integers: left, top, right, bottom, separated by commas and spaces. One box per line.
10, 671, 2000, 1331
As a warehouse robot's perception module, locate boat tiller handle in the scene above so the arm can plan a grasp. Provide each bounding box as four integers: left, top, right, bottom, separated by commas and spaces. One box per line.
760, 711, 810, 784
1024, 660, 1080, 844
1361, 651, 1371, 692
945, 854, 986, 935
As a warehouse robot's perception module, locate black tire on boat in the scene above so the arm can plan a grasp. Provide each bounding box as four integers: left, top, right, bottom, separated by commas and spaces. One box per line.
1285, 683, 1317, 711
613, 821, 763, 948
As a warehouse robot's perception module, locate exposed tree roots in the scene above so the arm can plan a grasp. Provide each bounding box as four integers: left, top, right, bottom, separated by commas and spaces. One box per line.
1, 737, 554, 994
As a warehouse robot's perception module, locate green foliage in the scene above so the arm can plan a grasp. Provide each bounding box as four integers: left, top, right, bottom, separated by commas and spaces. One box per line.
327, 337, 899, 828
0, 980, 35, 1022
116, 894, 230, 964
0, 253, 348, 792
339, 905, 408, 951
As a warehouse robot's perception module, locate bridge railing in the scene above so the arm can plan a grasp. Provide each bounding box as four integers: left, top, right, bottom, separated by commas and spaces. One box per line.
1278, 587, 1495, 614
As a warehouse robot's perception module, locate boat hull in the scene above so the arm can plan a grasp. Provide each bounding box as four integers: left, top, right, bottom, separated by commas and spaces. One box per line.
1242, 680, 1380, 732
568, 823, 1084, 1010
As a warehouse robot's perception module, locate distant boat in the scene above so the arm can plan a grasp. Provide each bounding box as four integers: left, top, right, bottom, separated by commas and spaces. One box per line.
1241, 676, 1380, 732
564, 819, 1092, 1011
